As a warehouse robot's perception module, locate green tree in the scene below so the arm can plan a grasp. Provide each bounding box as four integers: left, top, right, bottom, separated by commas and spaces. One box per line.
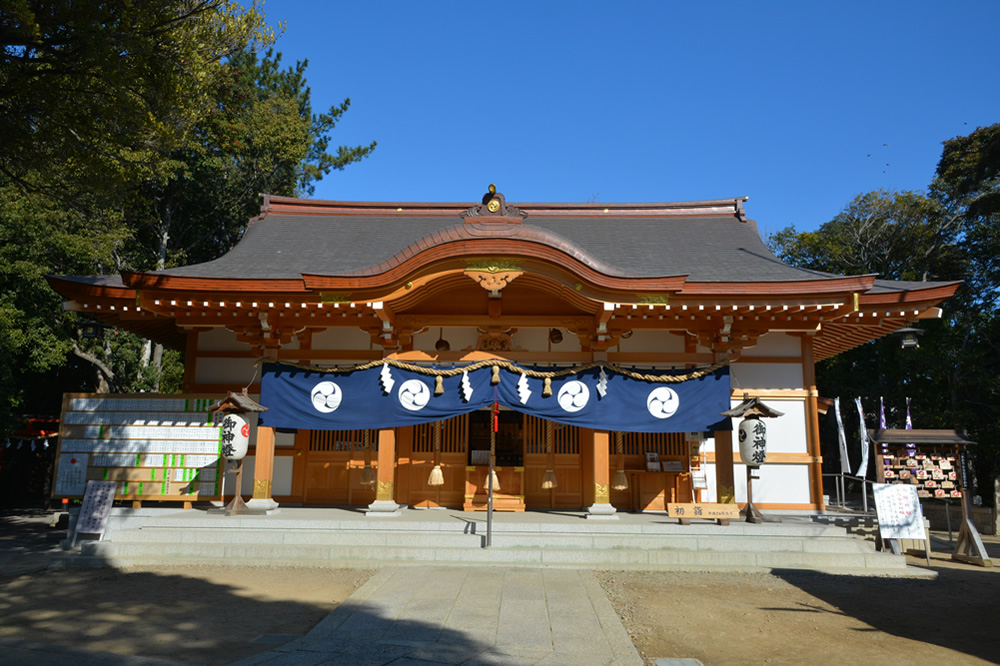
0, 185, 129, 429
0, 0, 274, 201
120, 48, 375, 385
931, 124, 1000, 310
771, 173, 998, 501
129, 48, 376, 272
929, 124, 1000, 495
768, 190, 964, 281
0, 5, 375, 448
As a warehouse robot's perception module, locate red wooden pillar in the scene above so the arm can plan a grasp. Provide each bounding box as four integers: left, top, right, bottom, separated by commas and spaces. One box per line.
247, 425, 279, 511
367, 428, 401, 515
586, 429, 618, 519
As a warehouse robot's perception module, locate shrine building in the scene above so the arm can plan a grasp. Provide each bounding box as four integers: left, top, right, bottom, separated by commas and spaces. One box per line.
46, 189, 959, 516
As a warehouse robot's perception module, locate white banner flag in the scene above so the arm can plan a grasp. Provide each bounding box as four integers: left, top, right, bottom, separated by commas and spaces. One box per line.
855, 397, 869, 479
834, 397, 851, 474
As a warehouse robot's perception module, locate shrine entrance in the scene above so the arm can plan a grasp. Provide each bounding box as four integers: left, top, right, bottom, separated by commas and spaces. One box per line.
297, 417, 694, 512
302, 428, 377, 506
523, 415, 583, 509
398, 416, 469, 509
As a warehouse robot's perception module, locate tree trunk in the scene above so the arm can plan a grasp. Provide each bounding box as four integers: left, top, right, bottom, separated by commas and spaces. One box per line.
152, 342, 164, 391
145, 200, 173, 390
72, 344, 114, 393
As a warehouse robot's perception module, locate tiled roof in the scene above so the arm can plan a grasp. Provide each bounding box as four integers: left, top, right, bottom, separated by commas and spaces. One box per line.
55, 197, 959, 296
148, 203, 838, 283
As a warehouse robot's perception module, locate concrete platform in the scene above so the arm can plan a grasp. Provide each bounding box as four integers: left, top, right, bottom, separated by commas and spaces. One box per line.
51, 505, 933, 577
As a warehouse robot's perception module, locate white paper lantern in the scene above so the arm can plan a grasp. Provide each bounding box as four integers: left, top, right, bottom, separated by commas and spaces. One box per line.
738, 417, 767, 467
221, 413, 250, 460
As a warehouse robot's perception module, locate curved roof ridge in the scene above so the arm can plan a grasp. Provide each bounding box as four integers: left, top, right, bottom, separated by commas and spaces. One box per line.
262, 194, 749, 217
314, 220, 644, 279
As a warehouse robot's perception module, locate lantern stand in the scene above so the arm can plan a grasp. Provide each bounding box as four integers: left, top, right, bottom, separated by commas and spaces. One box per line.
209, 392, 269, 517
722, 394, 784, 524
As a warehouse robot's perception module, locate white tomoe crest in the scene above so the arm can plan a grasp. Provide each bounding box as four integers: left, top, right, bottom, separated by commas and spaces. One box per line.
646, 386, 680, 419
311, 381, 343, 413
557, 380, 590, 413
398, 379, 431, 411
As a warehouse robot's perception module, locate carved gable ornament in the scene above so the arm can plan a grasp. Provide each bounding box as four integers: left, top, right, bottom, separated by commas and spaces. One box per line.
464, 258, 523, 292
461, 184, 527, 222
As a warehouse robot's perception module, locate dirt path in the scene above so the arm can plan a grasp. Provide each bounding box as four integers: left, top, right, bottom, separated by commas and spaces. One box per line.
0, 565, 373, 664
2, 510, 998, 665
597, 539, 1000, 665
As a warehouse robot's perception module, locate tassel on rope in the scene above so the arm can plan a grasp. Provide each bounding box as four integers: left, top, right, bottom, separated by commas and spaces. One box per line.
491, 366, 500, 384
434, 375, 444, 396
541, 419, 557, 489
427, 420, 444, 486
488, 401, 501, 491
361, 429, 376, 486
612, 431, 629, 491
542, 377, 552, 397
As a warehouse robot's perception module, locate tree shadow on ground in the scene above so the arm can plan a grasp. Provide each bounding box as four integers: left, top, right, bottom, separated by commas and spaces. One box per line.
770, 540, 1000, 663
0, 512, 494, 665
0, 565, 495, 665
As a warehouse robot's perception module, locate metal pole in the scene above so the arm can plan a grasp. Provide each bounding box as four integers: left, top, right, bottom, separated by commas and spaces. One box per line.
486, 455, 494, 548
862, 479, 869, 514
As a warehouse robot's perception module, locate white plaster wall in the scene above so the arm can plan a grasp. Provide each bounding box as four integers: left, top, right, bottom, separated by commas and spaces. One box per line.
702, 461, 813, 505
197, 327, 240, 351
733, 463, 813, 504
274, 429, 296, 448
741, 332, 800, 357
411, 327, 482, 353
701, 392, 812, 505
218, 410, 281, 451
510, 328, 549, 353
731, 363, 804, 391
614, 330, 684, 354
195, 357, 259, 386
757, 400, 808, 454
235, 455, 294, 497
311, 327, 374, 350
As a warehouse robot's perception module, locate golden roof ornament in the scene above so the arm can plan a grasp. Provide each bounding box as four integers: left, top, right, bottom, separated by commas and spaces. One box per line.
462, 184, 527, 221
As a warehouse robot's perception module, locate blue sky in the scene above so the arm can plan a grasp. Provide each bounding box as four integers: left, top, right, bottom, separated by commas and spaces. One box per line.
262, 1, 998, 234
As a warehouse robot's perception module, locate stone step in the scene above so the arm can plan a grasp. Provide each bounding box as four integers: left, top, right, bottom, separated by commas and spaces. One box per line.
73, 538, 906, 573
59, 508, 928, 576
103, 514, 855, 539
102, 526, 875, 554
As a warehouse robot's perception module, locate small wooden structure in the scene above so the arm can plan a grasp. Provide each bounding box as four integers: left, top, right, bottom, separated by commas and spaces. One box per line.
722, 395, 784, 523
871, 429, 991, 567
212, 391, 268, 515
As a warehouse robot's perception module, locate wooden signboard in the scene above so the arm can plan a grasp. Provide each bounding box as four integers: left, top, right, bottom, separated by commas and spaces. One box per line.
71, 480, 117, 546
667, 502, 740, 526
873, 482, 926, 540
53, 393, 225, 503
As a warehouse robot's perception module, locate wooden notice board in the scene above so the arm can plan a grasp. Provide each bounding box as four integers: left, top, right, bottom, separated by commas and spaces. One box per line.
54, 393, 225, 502
71, 480, 117, 546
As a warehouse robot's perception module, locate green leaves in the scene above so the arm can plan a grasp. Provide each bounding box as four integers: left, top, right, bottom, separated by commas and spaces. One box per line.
0, 1, 274, 200
771, 125, 1000, 499
769, 190, 963, 283
0, 5, 375, 444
